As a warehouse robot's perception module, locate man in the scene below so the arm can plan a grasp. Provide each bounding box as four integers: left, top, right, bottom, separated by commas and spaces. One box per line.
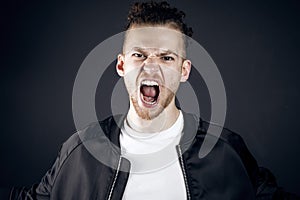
5, 1, 299, 200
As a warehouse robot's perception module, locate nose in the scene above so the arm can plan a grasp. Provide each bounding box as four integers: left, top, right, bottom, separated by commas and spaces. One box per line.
143, 56, 160, 72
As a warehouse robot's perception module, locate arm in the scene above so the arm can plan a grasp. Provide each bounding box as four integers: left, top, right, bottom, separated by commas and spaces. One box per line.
256, 167, 300, 200
8, 145, 63, 200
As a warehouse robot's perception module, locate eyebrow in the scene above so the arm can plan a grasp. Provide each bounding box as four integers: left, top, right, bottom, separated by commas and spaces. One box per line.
130, 47, 179, 57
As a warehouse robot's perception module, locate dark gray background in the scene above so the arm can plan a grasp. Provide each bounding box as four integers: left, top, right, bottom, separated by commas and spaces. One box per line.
1, 0, 299, 195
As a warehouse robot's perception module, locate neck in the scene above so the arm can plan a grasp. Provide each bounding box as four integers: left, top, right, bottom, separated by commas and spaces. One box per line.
127, 100, 180, 133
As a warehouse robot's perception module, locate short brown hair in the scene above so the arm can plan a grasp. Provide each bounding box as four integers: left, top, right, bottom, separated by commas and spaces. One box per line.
126, 1, 193, 37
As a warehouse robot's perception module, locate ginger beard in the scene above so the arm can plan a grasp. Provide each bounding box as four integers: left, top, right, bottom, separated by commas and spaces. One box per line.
131, 88, 171, 120
124, 66, 181, 121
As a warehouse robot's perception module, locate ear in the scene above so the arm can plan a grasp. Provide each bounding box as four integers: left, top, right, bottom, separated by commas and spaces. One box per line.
116, 54, 125, 77
180, 59, 191, 82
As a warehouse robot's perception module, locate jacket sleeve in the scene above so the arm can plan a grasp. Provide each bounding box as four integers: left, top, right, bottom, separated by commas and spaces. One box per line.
7, 131, 83, 200
8, 145, 63, 200
216, 123, 299, 199
255, 167, 300, 200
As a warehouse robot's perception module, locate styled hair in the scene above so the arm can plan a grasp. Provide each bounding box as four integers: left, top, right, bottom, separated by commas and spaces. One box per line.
126, 1, 193, 37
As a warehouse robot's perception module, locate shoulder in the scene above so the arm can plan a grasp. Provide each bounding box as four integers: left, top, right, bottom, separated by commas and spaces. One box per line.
58, 115, 121, 166
197, 116, 259, 187
200, 119, 248, 151
182, 112, 248, 149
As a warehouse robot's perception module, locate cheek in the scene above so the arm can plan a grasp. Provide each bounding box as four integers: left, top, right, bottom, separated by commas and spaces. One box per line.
163, 69, 182, 93
123, 68, 140, 92
124, 76, 136, 93
123, 60, 143, 76
161, 78, 180, 95
163, 66, 182, 81
124, 58, 143, 69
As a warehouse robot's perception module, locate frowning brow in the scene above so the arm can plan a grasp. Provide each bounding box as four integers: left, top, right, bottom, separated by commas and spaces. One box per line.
129, 47, 179, 57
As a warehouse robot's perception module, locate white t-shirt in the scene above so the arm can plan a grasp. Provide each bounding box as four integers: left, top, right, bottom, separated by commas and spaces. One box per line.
120, 111, 187, 200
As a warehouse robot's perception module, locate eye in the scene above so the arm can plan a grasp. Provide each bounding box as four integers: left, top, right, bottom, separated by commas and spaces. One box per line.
161, 56, 175, 61
132, 53, 145, 58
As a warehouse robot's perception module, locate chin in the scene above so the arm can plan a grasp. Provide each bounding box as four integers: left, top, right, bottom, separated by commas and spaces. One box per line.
131, 91, 174, 121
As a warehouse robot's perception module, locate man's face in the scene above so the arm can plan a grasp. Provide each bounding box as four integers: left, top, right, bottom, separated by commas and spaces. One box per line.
116, 25, 191, 120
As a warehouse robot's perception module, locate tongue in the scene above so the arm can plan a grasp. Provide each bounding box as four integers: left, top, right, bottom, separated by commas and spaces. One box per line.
141, 86, 157, 97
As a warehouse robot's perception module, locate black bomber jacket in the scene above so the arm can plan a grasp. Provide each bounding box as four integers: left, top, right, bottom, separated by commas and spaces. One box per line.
6, 112, 299, 200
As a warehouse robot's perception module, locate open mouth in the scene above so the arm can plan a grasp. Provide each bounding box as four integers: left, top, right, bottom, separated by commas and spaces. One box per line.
140, 80, 160, 106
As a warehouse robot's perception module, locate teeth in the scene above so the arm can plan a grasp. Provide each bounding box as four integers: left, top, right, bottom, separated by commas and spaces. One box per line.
141, 80, 158, 86
146, 101, 156, 105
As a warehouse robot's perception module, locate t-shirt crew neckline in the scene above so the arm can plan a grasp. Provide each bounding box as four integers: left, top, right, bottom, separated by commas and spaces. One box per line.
123, 110, 184, 141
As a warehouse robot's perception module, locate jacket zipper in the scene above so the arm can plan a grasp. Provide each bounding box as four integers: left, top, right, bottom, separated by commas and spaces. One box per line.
107, 156, 122, 200
177, 145, 191, 200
